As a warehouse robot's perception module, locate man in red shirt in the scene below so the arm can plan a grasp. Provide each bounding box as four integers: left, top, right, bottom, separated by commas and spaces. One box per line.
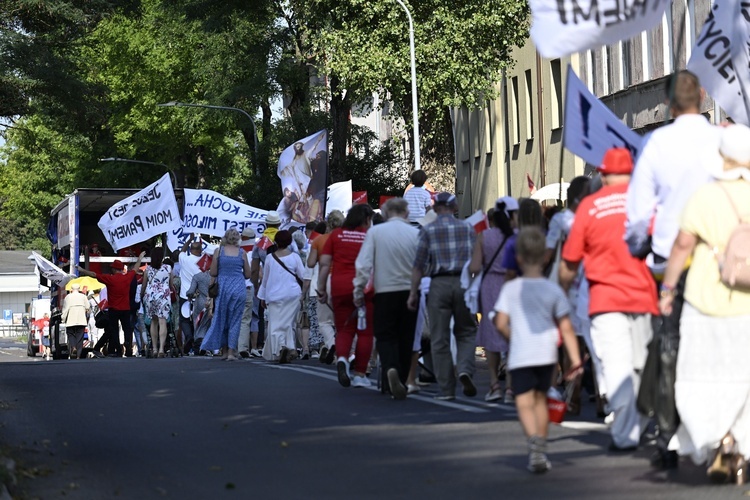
560, 148, 657, 452
78, 252, 144, 357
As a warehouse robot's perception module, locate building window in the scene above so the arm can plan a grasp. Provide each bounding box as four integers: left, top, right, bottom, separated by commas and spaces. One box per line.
511, 76, 520, 145
485, 100, 494, 155
641, 31, 651, 82
621, 40, 631, 88
550, 59, 563, 129
524, 69, 534, 140
662, 10, 673, 74
685, 0, 695, 61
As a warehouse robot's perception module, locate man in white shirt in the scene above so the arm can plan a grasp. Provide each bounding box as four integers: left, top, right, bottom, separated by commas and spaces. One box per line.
624, 70, 722, 470
354, 198, 419, 399
178, 235, 203, 355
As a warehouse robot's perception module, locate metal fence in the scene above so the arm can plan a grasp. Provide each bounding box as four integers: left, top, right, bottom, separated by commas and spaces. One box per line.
0, 325, 29, 338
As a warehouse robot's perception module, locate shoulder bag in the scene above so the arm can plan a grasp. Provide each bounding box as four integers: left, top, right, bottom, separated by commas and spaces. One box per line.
272, 253, 304, 288
208, 249, 220, 298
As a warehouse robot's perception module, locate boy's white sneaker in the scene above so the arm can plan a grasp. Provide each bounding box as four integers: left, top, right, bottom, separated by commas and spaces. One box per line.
351, 375, 372, 388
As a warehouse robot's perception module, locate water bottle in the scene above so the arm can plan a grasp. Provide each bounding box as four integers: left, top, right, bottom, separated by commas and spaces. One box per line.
357, 307, 366, 330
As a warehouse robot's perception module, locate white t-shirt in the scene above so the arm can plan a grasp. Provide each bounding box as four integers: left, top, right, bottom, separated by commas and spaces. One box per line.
494, 277, 570, 370
404, 186, 432, 222
178, 252, 201, 300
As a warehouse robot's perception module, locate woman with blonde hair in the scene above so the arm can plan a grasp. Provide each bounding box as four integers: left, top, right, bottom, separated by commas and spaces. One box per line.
200, 228, 252, 361
660, 124, 750, 484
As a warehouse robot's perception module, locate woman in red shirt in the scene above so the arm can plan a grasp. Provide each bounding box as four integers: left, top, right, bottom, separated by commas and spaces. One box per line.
318, 204, 374, 388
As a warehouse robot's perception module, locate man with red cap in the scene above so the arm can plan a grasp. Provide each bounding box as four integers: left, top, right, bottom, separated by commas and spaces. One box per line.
559, 148, 658, 452
78, 252, 145, 357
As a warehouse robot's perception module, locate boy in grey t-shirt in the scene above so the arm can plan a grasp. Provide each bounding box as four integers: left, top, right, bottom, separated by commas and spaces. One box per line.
493, 227, 582, 473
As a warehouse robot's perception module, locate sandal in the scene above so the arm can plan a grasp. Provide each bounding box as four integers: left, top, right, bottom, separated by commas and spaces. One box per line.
157, 352, 165, 359
485, 382, 503, 402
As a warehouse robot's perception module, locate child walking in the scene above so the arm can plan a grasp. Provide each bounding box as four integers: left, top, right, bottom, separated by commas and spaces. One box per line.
493, 227, 583, 473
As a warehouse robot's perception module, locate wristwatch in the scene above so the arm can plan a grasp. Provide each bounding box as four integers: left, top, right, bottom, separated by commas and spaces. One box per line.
659, 283, 676, 299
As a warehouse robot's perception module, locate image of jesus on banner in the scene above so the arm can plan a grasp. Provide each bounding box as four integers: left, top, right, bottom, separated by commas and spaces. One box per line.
276, 130, 327, 225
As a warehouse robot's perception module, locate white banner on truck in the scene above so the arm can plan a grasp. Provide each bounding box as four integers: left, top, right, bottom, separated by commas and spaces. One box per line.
98, 174, 180, 252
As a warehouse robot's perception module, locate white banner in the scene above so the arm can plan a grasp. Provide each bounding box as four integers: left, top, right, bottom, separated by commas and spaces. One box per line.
563, 65, 643, 165
688, 0, 750, 125
530, 0, 670, 58
166, 189, 268, 251
98, 174, 181, 252
31, 251, 71, 286
325, 180, 353, 216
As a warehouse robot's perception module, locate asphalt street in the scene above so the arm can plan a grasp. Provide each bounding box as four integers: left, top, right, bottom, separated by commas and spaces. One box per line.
0, 338, 747, 499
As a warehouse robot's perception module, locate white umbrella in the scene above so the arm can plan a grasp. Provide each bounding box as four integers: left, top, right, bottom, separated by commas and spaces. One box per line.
530, 182, 570, 202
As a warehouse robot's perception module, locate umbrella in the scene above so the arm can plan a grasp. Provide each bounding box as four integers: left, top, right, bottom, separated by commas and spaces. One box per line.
530, 182, 570, 202
65, 276, 105, 292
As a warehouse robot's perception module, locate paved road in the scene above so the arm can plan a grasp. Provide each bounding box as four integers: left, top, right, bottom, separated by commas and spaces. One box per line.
0, 338, 746, 499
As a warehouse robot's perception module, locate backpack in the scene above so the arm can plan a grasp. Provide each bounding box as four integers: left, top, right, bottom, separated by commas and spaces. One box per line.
715, 184, 750, 289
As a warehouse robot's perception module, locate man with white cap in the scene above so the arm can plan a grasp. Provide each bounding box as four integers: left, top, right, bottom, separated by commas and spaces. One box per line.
62, 283, 90, 359
250, 210, 282, 353
560, 148, 657, 452
238, 227, 258, 357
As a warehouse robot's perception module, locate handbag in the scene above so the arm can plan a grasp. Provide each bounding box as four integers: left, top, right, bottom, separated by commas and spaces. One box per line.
208, 250, 220, 298
94, 309, 109, 328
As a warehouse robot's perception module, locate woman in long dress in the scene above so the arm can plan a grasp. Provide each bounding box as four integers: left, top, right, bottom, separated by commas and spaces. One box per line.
660, 124, 750, 484
469, 198, 515, 401
141, 246, 172, 358
258, 230, 305, 363
200, 228, 252, 361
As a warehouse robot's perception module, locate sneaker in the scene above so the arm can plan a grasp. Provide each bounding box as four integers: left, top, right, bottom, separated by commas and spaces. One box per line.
336, 358, 351, 387
434, 394, 455, 401
504, 389, 515, 404
324, 345, 337, 365
250, 349, 261, 358
528, 452, 552, 473
458, 372, 477, 397
239, 351, 250, 359
387, 368, 407, 400
311, 350, 320, 360
485, 384, 503, 402
319, 347, 328, 364
351, 375, 372, 388
407, 384, 421, 394
301, 352, 310, 360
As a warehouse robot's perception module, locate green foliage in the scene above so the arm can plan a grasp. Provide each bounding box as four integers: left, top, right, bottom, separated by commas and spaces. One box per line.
345, 127, 409, 206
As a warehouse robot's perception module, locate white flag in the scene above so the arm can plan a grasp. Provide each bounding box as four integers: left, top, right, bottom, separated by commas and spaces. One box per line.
98, 174, 181, 252
31, 251, 71, 286
688, 0, 750, 126
563, 65, 643, 165
530, 0, 670, 58
326, 180, 353, 216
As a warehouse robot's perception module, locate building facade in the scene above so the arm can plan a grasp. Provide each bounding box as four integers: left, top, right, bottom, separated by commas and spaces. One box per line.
453, 0, 720, 216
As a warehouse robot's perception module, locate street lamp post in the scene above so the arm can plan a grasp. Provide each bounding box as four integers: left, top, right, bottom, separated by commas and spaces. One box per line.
394, 0, 421, 172
99, 157, 178, 187
157, 101, 259, 176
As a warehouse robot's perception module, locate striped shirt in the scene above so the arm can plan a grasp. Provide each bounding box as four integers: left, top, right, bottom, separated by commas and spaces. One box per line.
413, 214, 475, 276
404, 187, 432, 222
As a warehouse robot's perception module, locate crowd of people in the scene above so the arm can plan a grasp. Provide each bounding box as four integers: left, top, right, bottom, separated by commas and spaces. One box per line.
57, 70, 749, 483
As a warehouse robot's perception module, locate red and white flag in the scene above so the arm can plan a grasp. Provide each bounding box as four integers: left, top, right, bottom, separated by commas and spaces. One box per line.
197, 254, 213, 272
527, 173, 537, 195
352, 191, 368, 205
466, 210, 489, 234
258, 236, 274, 251
240, 239, 254, 254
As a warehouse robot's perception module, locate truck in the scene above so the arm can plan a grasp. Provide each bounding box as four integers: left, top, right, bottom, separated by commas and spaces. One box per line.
49, 188, 185, 276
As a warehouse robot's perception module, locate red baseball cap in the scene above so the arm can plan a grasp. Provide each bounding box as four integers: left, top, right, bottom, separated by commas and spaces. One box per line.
111, 259, 125, 271
597, 148, 633, 175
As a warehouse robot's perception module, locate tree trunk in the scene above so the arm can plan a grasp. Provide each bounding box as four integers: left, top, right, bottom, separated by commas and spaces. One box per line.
329, 73, 351, 183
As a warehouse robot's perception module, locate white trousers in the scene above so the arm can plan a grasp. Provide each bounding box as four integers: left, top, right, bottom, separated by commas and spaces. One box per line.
590, 312, 652, 448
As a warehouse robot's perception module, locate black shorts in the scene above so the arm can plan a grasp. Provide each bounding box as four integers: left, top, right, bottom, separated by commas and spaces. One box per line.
509, 364, 555, 395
